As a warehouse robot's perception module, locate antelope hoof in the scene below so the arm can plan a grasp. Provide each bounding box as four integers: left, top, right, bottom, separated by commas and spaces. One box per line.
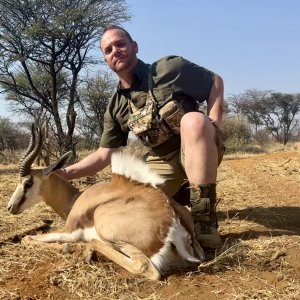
62, 243, 72, 255
83, 248, 94, 264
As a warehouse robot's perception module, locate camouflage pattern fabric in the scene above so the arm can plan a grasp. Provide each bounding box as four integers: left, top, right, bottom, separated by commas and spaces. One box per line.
127, 90, 154, 135
128, 91, 187, 148
159, 100, 187, 135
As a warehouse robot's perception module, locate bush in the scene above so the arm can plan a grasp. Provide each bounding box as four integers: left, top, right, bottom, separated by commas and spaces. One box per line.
0, 118, 30, 152
254, 129, 272, 146
0, 149, 21, 165
222, 117, 252, 152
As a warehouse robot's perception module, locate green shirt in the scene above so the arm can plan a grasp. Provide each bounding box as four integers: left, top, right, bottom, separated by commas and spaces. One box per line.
100, 55, 214, 150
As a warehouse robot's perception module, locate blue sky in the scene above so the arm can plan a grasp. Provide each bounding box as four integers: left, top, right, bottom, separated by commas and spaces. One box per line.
1, 0, 299, 118
123, 0, 299, 95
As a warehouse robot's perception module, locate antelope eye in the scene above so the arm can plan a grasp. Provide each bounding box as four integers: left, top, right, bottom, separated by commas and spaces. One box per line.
24, 181, 33, 189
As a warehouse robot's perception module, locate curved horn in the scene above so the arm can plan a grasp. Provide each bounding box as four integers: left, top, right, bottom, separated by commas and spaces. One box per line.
20, 123, 36, 161
19, 123, 43, 177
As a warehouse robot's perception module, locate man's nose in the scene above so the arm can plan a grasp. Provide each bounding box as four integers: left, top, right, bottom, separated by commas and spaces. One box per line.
112, 46, 120, 56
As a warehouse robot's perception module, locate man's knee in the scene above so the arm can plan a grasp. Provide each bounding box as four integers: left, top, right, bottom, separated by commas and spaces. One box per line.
181, 112, 205, 131
181, 112, 215, 141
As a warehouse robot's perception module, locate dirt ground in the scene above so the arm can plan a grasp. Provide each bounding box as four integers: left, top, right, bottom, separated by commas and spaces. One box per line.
0, 148, 300, 299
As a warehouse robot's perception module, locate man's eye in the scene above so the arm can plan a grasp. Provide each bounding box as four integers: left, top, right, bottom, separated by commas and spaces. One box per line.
105, 48, 112, 55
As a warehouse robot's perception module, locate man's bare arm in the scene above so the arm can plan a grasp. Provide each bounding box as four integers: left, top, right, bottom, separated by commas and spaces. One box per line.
57, 147, 120, 180
207, 74, 224, 128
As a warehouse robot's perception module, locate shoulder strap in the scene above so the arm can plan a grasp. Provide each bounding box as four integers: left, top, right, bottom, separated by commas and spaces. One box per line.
148, 63, 160, 107
148, 63, 154, 91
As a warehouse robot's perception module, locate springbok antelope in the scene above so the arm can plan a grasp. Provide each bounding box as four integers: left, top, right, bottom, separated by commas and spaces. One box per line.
7, 124, 204, 280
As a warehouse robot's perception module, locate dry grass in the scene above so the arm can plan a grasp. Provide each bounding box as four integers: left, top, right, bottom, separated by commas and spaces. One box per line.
198, 236, 300, 298
0, 145, 300, 299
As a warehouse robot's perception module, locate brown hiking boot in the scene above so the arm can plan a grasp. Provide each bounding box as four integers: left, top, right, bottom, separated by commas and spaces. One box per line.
190, 184, 222, 249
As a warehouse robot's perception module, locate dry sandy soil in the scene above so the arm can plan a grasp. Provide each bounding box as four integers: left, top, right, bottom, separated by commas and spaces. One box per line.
0, 148, 300, 299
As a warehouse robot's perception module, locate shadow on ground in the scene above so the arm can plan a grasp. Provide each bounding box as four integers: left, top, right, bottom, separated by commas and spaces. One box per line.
219, 206, 300, 241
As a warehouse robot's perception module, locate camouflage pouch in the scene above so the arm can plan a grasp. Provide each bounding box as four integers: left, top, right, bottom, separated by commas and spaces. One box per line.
128, 91, 174, 147
159, 100, 187, 135
127, 90, 154, 135
127, 63, 190, 148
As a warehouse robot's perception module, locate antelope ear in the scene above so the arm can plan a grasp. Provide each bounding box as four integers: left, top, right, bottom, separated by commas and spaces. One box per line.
42, 151, 73, 176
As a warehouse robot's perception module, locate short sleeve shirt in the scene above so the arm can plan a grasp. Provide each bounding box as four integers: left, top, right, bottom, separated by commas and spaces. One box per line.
100, 55, 214, 148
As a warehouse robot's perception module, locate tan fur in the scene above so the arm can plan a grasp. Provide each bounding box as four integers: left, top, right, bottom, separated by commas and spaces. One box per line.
37, 172, 79, 220
9, 157, 204, 280
62, 174, 174, 257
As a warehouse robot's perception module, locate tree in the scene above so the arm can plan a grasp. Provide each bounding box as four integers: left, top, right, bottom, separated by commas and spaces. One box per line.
228, 89, 272, 135
77, 70, 116, 149
0, 0, 130, 155
260, 93, 300, 145
0, 117, 29, 152
228, 90, 300, 145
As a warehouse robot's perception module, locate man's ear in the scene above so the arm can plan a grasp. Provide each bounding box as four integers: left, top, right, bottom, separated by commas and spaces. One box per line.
132, 41, 138, 54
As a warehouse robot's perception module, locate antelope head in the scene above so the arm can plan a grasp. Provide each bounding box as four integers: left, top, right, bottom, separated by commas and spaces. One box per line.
7, 123, 72, 215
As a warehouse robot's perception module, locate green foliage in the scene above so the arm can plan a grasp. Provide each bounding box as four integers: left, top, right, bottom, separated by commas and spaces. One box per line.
0, 0, 131, 155
0, 117, 29, 152
227, 89, 300, 145
76, 70, 117, 149
222, 116, 252, 152
261, 93, 300, 144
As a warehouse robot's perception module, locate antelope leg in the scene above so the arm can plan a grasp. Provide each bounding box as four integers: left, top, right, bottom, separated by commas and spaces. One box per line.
86, 239, 160, 280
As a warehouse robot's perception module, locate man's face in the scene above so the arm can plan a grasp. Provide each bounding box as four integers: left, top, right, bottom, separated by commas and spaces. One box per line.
100, 29, 138, 74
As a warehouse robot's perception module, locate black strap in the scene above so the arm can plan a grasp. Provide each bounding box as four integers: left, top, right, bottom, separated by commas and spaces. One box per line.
147, 63, 160, 110
148, 63, 154, 91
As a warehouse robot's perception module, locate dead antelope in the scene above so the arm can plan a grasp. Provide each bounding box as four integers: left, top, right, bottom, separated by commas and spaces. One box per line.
7, 124, 204, 280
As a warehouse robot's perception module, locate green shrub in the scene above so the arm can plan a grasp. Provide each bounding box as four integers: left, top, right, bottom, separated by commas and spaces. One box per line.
222, 117, 252, 152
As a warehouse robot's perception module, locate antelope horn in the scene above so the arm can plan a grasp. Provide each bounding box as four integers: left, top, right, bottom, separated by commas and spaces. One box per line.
19, 123, 42, 177
20, 123, 36, 162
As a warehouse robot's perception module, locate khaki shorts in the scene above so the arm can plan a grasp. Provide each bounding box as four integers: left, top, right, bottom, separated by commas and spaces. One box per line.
146, 125, 225, 197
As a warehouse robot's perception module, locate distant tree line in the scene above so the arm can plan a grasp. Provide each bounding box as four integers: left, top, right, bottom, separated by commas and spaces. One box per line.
0, 118, 29, 152
0, 1, 299, 158
1, 88, 299, 159
224, 89, 300, 150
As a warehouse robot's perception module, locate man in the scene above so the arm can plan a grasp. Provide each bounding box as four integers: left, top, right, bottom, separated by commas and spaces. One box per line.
59, 25, 225, 249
